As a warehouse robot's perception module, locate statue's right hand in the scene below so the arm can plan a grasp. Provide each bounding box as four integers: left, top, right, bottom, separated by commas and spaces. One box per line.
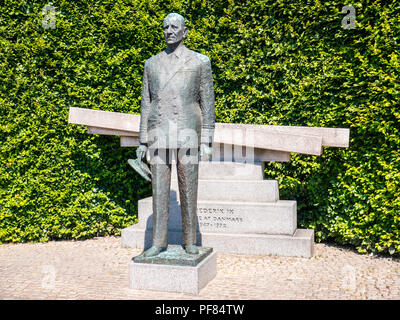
136, 144, 148, 160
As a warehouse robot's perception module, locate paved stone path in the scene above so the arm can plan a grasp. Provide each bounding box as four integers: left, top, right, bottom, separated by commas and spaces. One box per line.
0, 236, 399, 300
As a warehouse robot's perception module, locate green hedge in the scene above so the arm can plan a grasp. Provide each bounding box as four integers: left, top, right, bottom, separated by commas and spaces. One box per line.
0, 0, 399, 255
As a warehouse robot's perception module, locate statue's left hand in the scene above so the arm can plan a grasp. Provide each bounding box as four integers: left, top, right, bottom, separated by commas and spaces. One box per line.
200, 143, 212, 161
136, 144, 148, 161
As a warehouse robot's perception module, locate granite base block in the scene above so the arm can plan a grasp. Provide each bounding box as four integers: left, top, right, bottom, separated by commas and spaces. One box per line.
130, 250, 217, 294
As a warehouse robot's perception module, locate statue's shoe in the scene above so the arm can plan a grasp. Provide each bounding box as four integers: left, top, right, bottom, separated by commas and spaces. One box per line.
185, 245, 199, 255
143, 246, 164, 257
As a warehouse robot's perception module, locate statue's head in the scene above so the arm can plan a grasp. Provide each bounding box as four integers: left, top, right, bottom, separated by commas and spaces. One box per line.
163, 13, 187, 46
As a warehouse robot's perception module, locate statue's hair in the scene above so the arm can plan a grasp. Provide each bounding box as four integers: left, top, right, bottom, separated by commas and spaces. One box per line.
164, 12, 185, 28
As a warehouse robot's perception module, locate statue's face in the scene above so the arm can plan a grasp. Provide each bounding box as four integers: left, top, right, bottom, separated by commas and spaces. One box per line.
163, 16, 187, 45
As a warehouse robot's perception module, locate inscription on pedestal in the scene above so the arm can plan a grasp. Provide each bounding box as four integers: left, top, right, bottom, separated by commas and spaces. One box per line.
136, 197, 297, 235
197, 207, 244, 230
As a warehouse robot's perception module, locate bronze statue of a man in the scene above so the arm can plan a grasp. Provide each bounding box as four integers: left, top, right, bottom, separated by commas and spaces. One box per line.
136, 13, 215, 257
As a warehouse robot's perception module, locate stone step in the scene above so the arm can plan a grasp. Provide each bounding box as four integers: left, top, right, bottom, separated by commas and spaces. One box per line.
171, 179, 279, 203
121, 226, 314, 258
171, 161, 265, 181
136, 197, 296, 235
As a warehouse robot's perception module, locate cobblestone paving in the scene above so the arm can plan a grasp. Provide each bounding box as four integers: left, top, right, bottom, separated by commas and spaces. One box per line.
0, 236, 399, 300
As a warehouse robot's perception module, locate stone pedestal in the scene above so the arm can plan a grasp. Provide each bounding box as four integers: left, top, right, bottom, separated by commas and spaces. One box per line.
122, 161, 314, 258
130, 245, 217, 294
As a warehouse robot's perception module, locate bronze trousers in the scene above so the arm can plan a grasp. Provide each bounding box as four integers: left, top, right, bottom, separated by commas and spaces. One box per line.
150, 148, 199, 248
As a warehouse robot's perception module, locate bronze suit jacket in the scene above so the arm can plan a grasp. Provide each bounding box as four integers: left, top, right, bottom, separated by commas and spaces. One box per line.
139, 45, 215, 149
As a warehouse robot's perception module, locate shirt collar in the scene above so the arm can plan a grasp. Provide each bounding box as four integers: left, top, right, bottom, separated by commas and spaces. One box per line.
165, 44, 185, 59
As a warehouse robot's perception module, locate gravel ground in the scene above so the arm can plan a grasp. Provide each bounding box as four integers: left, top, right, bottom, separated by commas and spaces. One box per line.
0, 236, 399, 300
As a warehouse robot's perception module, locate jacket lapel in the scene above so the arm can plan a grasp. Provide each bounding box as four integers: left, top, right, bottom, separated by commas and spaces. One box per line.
159, 46, 193, 92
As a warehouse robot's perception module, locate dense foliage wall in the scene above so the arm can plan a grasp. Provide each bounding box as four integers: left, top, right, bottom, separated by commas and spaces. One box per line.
0, 0, 399, 255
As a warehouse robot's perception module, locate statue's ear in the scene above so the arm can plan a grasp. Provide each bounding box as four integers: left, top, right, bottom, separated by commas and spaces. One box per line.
183, 27, 188, 39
